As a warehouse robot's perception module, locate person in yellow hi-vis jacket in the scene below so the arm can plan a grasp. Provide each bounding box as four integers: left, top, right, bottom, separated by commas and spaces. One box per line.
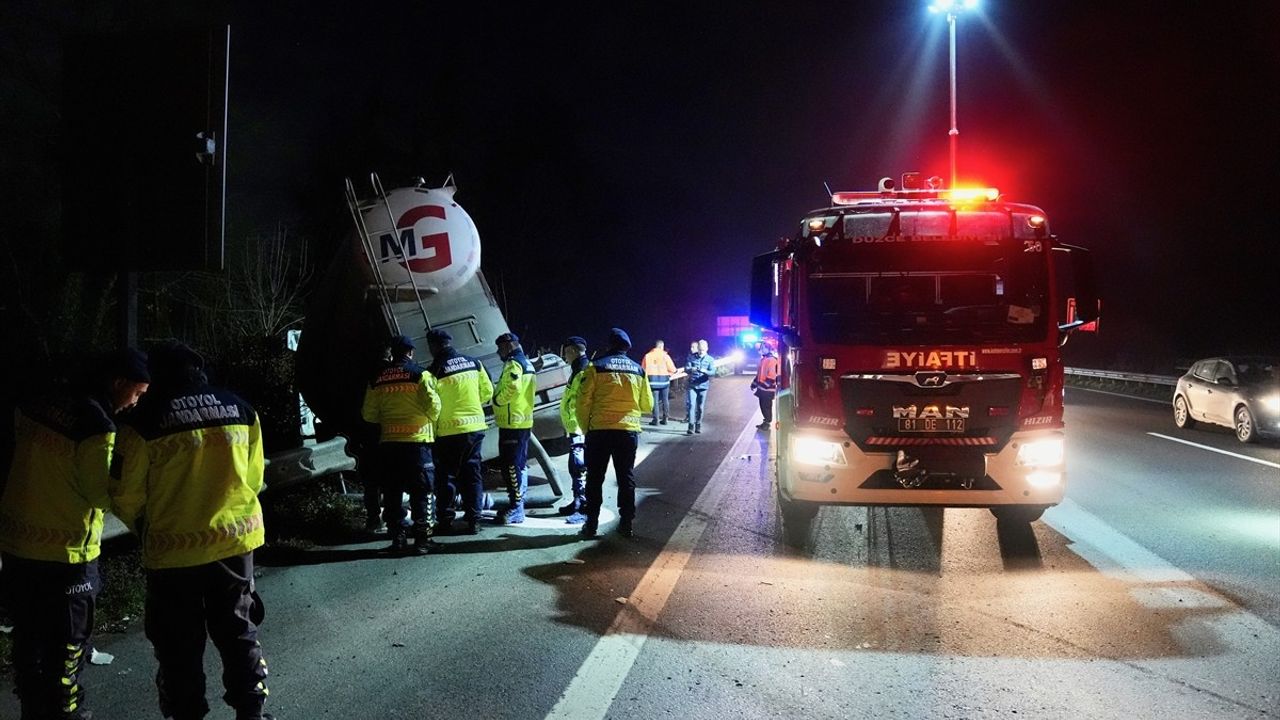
111, 342, 274, 720
556, 336, 590, 524
492, 332, 536, 524
426, 328, 493, 535
0, 348, 150, 720
362, 335, 441, 555
575, 328, 652, 539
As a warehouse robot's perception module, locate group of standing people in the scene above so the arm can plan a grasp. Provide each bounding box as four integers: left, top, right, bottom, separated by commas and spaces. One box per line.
0, 342, 274, 720
640, 339, 717, 434
359, 326, 655, 545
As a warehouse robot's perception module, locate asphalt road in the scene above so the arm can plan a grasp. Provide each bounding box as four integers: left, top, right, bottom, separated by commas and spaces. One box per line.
5, 377, 1277, 719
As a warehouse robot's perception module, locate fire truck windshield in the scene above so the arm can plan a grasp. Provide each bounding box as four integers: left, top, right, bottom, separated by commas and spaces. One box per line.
805, 211, 1050, 345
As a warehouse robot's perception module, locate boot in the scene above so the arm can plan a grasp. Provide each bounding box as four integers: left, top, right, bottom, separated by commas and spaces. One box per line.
618, 518, 634, 538
384, 532, 408, 554
410, 529, 436, 555
557, 499, 581, 516
579, 522, 599, 539
686, 426, 694, 436
496, 503, 526, 525
694, 424, 702, 434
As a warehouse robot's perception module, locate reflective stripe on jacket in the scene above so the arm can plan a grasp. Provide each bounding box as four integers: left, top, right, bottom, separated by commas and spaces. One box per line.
0, 396, 114, 564
642, 349, 677, 389
559, 356, 589, 435
576, 352, 654, 432
429, 349, 494, 436
755, 354, 781, 391
361, 359, 441, 443
112, 385, 265, 570
493, 351, 535, 430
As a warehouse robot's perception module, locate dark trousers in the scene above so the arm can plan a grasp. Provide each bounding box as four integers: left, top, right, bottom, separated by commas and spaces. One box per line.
498, 428, 531, 506
144, 552, 268, 720
584, 430, 640, 525
567, 433, 586, 507
379, 441, 436, 539
757, 390, 775, 423
650, 385, 670, 421
0, 553, 98, 717
434, 431, 485, 522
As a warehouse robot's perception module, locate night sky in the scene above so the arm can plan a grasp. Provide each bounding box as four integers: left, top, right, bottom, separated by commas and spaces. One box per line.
5, 2, 1279, 369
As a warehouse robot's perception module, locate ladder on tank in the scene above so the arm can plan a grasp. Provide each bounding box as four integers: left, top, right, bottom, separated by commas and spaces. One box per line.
344, 173, 435, 340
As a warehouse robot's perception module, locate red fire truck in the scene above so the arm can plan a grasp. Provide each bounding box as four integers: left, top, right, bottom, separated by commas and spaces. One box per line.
750, 174, 1098, 544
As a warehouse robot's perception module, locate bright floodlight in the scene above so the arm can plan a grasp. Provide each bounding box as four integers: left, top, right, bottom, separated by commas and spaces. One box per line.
928, 0, 979, 13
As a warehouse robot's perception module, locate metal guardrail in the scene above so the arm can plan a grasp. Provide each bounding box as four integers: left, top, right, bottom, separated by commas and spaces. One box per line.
1065, 367, 1178, 387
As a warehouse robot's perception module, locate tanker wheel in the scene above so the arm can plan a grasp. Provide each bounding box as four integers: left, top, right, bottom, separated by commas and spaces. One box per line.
989, 505, 1047, 524
777, 491, 819, 548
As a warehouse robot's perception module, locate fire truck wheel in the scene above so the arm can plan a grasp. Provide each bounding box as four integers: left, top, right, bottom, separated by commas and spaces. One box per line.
989, 505, 1046, 524
1173, 395, 1196, 429
777, 494, 819, 548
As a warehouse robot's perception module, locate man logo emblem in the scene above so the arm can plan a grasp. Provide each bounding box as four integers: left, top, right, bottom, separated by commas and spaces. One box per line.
915, 371, 947, 387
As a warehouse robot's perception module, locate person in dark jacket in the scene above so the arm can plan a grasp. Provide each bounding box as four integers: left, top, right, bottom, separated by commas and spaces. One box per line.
684, 340, 716, 435
0, 348, 149, 720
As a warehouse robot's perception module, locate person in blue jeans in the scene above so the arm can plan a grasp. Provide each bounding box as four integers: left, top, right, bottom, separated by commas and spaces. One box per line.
684, 339, 716, 434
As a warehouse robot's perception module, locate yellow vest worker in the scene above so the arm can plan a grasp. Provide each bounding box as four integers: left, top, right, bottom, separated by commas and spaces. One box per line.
111, 342, 272, 720
556, 336, 590, 520
577, 328, 652, 540
0, 348, 149, 720
493, 332, 535, 524
426, 328, 492, 534
361, 335, 441, 553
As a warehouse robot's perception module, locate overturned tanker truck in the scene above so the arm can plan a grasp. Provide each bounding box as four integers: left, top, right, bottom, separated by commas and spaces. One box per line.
295, 175, 571, 497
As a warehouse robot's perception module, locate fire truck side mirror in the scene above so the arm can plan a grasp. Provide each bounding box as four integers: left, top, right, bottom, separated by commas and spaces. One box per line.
1056, 243, 1099, 333
750, 251, 780, 331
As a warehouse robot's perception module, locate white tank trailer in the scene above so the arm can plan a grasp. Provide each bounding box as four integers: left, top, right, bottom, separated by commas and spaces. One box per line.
296, 176, 571, 495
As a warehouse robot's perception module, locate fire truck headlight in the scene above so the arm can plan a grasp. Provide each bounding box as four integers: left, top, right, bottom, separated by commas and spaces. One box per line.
1260, 395, 1280, 415
1016, 437, 1064, 468
793, 436, 847, 467
1027, 471, 1061, 488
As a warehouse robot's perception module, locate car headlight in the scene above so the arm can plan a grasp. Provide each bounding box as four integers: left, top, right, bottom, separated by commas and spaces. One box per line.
793, 436, 847, 467
1016, 437, 1064, 468
1261, 395, 1280, 415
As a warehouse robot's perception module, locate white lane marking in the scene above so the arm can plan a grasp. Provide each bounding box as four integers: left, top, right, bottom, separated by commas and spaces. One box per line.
544, 419, 761, 720
1044, 497, 1280, 708
1067, 386, 1170, 405
1044, 498, 1196, 583
1146, 432, 1280, 469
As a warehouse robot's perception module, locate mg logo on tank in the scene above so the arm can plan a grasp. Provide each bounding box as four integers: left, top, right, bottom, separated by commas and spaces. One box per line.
360, 186, 483, 294
892, 404, 970, 419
